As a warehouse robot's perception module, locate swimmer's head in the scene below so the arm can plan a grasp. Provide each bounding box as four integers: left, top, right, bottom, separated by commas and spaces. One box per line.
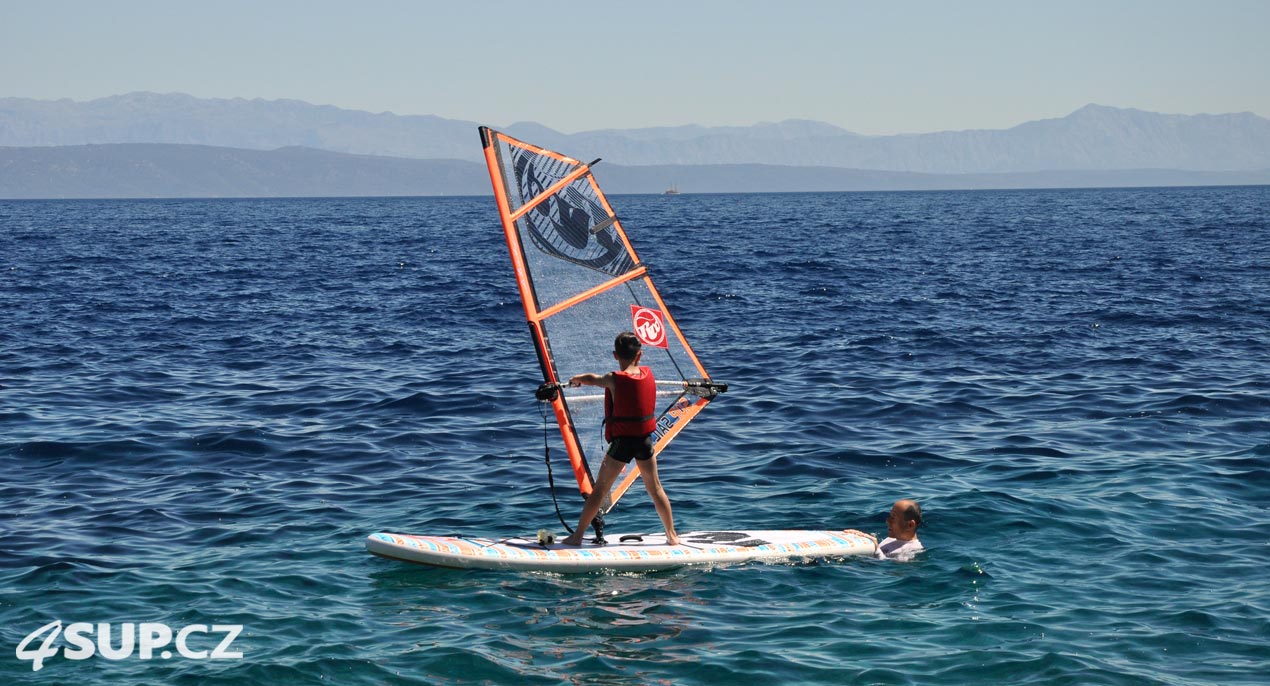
886, 499, 922, 540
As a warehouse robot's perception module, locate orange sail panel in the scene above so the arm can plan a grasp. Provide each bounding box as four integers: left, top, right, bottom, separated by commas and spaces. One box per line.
479, 127, 724, 513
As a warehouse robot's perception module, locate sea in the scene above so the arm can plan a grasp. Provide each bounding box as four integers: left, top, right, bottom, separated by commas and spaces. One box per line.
2, 186, 1267, 685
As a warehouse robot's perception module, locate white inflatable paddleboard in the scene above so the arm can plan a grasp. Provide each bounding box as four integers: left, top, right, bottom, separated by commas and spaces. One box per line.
366, 529, 876, 572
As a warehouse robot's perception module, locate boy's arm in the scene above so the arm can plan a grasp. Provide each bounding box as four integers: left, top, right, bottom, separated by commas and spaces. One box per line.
569, 372, 615, 390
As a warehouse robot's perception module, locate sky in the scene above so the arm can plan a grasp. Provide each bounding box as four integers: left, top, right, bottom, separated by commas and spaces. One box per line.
3, 0, 1268, 135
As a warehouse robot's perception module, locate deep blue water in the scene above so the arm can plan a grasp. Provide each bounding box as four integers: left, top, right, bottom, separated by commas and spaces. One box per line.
2, 187, 1268, 685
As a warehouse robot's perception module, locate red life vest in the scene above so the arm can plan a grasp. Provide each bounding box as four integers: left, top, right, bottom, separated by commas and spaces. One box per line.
604, 366, 657, 441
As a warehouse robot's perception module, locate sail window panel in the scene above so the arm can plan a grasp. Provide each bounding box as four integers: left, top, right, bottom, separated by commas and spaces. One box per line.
512, 177, 638, 311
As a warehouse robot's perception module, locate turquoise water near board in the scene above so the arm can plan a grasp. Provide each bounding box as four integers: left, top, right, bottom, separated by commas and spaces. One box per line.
2, 187, 1267, 684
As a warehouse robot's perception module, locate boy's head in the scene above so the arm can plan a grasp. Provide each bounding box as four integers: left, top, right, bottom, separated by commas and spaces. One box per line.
614, 332, 642, 362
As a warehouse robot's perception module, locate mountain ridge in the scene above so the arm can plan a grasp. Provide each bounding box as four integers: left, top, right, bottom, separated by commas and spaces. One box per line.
3, 92, 1268, 174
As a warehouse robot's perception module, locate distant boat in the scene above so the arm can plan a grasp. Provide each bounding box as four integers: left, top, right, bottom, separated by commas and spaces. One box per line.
664, 185, 681, 195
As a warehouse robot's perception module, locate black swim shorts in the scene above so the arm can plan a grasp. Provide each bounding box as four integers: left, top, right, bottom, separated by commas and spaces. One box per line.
606, 435, 654, 464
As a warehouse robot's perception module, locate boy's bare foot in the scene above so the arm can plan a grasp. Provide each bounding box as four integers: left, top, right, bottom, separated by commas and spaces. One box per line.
561, 533, 583, 547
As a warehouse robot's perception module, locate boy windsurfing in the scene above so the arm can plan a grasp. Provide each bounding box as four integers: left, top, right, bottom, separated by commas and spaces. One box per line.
561, 332, 679, 546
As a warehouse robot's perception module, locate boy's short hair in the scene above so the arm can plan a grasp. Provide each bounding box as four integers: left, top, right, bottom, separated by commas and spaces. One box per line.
614, 332, 642, 360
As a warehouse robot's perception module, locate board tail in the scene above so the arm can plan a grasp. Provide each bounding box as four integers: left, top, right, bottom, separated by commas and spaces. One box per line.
480, 127, 725, 513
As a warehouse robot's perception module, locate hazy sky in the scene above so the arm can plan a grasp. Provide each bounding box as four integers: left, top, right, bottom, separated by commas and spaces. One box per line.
4, 1, 1268, 134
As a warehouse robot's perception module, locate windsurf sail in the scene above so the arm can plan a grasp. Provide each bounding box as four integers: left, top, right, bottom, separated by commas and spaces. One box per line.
479, 126, 726, 519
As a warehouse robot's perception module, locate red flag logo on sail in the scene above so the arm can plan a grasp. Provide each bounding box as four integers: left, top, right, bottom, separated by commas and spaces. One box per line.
631, 306, 669, 349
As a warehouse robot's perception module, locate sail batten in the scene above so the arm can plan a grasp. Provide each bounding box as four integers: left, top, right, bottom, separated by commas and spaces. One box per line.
509, 164, 597, 223
480, 126, 724, 515
534, 267, 648, 322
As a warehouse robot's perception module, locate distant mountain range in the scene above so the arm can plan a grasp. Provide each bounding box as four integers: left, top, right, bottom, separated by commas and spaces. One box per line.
3, 143, 1267, 200
5, 92, 1270, 172
1, 92, 1268, 198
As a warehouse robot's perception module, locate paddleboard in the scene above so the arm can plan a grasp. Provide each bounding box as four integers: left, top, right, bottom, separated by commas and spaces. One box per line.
366, 529, 876, 572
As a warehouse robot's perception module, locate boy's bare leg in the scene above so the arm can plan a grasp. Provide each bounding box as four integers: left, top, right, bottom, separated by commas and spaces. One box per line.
636, 456, 679, 545
561, 457, 624, 546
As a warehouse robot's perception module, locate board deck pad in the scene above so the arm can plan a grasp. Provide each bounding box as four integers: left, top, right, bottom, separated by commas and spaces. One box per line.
366, 529, 876, 572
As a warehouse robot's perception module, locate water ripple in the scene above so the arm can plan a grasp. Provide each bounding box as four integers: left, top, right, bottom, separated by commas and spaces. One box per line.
2, 189, 1268, 685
